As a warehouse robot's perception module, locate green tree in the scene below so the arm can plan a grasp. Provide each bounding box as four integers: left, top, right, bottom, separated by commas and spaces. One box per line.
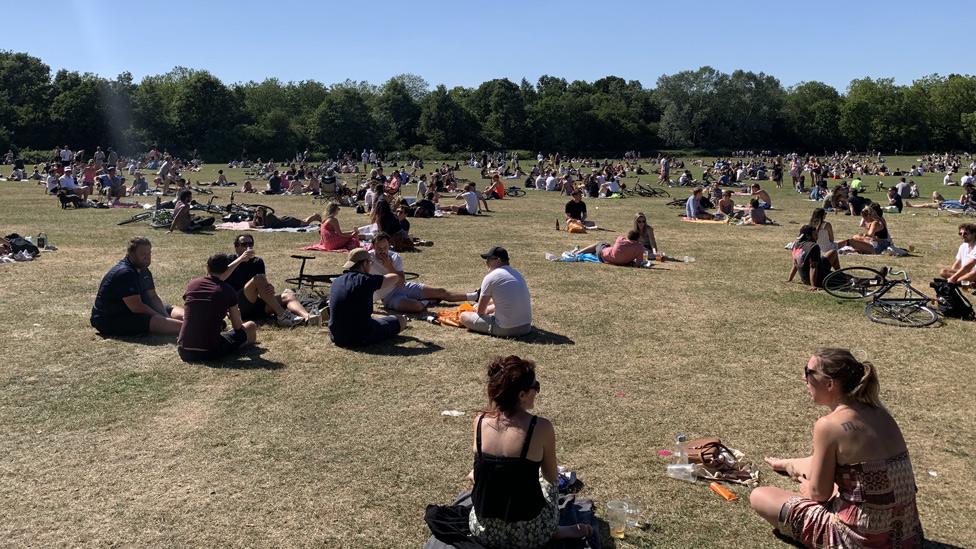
0, 51, 52, 148
418, 85, 480, 152
373, 78, 421, 150
48, 70, 109, 150
784, 81, 843, 152
171, 70, 242, 158
306, 86, 376, 154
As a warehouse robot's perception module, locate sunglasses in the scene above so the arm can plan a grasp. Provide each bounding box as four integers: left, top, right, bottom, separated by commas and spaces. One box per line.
236, 241, 254, 247
530, 380, 541, 392
804, 366, 827, 380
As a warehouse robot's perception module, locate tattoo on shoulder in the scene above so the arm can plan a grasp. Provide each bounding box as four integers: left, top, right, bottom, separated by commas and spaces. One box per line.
841, 421, 862, 432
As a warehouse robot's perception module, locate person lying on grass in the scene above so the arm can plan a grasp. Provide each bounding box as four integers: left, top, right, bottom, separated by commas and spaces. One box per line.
90, 236, 185, 337
367, 232, 476, 313
904, 191, 954, 209
176, 253, 259, 363
749, 348, 923, 547
221, 234, 317, 327
788, 225, 833, 289
249, 206, 321, 229
835, 204, 891, 254
571, 230, 646, 266
465, 355, 593, 547
938, 223, 976, 285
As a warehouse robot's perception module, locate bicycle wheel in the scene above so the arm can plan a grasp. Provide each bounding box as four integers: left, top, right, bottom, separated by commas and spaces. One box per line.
506, 187, 525, 197
652, 188, 670, 198
118, 211, 152, 225
823, 267, 887, 300
865, 301, 938, 328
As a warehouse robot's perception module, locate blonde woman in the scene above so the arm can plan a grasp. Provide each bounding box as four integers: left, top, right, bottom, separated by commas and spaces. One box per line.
633, 212, 658, 253
304, 202, 359, 251
750, 348, 923, 547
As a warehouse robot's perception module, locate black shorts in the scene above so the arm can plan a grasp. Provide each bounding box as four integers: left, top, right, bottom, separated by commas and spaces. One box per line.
177, 330, 246, 362
237, 289, 267, 320
91, 312, 151, 337
457, 207, 471, 215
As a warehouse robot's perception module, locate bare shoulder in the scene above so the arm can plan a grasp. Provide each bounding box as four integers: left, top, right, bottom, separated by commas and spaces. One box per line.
534, 416, 555, 436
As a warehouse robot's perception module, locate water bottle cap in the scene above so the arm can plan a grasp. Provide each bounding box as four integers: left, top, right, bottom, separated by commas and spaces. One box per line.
676, 433, 687, 442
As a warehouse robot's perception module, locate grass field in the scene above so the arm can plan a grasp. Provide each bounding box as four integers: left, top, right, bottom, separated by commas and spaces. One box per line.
1, 158, 973, 547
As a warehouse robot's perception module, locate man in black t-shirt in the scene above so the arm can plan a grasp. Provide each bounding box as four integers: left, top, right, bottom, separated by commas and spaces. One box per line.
564, 190, 595, 228
328, 248, 405, 347
221, 235, 317, 327
848, 189, 870, 216
265, 170, 282, 194
177, 253, 258, 363
90, 237, 184, 336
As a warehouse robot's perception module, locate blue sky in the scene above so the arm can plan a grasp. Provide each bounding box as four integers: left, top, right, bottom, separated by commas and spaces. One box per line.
3, 0, 972, 91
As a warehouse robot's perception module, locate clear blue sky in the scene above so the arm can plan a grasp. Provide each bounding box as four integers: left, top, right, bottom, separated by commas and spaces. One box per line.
3, 0, 972, 92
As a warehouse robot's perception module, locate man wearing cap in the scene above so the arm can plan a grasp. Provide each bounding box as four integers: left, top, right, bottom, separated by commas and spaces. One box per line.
328, 247, 406, 347
97, 166, 125, 197
460, 247, 532, 337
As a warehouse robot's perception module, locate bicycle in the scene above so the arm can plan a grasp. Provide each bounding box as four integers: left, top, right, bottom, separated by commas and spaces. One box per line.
117, 208, 173, 228
822, 266, 938, 327
633, 182, 669, 198
506, 186, 526, 197
286, 255, 420, 300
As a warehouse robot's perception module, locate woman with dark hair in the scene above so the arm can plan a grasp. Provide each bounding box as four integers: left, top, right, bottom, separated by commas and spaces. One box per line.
750, 349, 923, 547
371, 199, 413, 252
467, 356, 591, 548
788, 225, 833, 288
809, 208, 840, 270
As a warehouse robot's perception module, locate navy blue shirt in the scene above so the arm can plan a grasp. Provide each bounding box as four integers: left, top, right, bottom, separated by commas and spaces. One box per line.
268, 174, 282, 193
328, 270, 383, 345
91, 257, 155, 321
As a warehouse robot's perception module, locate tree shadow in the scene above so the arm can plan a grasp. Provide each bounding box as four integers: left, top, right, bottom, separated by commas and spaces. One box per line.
353, 335, 445, 356
511, 327, 575, 346
199, 346, 286, 370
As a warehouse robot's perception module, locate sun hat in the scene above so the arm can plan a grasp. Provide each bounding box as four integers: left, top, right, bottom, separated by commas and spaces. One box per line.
343, 248, 370, 269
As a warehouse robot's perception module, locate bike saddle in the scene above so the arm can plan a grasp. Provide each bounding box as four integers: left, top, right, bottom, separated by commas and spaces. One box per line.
291, 255, 316, 261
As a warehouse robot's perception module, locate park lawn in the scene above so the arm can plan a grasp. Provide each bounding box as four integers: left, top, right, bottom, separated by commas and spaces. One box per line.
0, 157, 973, 547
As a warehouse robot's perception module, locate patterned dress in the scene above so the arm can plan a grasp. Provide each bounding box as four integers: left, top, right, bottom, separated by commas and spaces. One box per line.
468, 475, 558, 549
779, 451, 924, 548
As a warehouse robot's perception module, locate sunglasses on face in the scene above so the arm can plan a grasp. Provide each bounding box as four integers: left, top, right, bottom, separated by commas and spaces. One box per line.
530, 380, 541, 392
236, 241, 254, 247
804, 366, 824, 380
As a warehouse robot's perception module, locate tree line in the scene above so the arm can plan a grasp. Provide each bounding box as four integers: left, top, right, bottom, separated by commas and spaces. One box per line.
2, 50, 976, 161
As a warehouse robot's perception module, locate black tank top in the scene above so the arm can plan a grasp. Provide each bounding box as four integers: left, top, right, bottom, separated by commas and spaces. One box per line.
471, 414, 547, 522
875, 220, 889, 240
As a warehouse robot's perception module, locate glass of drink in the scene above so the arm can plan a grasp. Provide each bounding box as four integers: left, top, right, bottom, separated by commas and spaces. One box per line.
607, 500, 628, 539
626, 500, 643, 528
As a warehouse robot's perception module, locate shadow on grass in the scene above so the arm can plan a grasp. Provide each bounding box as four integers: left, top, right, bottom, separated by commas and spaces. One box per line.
353, 335, 445, 356
924, 541, 966, 549
194, 346, 286, 370
98, 333, 175, 347
511, 326, 575, 346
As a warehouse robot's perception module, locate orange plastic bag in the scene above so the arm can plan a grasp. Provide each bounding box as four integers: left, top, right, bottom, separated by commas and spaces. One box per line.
566, 220, 587, 234
437, 302, 475, 327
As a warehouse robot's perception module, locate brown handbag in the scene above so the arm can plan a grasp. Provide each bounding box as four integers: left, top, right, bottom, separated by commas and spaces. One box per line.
685, 438, 728, 469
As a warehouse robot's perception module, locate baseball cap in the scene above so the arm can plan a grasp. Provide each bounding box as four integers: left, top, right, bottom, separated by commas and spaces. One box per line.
342, 248, 370, 269
480, 246, 509, 262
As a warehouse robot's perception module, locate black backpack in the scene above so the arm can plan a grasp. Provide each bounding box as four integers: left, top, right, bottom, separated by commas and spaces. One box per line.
3, 233, 39, 257
930, 278, 975, 320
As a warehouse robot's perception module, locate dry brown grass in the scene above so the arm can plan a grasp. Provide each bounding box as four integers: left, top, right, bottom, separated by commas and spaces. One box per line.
0, 159, 973, 547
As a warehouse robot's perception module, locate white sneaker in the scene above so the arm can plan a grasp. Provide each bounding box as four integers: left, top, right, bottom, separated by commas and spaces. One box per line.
305, 313, 322, 326
277, 313, 303, 328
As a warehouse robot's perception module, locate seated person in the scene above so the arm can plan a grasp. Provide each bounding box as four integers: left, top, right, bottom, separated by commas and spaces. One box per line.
249, 206, 320, 229
223, 235, 317, 327
886, 186, 903, 213
129, 173, 148, 195
750, 183, 771, 208
441, 183, 486, 215
598, 175, 621, 196
168, 190, 216, 232
685, 187, 714, 219
847, 189, 870, 216
264, 170, 283, 194
460, 247, 532, 337
836, 205, 891, 254
564, 190, 595, 228
97, 167, 125, 198
716, 190, 736, 217
176, 254, 258, 363
327, 248, 406, 348
306, 201, 360, 251
745, 198, 771, 225
464, 356, 592, 547
633, 212, 659, 253
372, 199, 413, 252
213, 169, 229, 186
241, 180, 257, 193
483, 174, 506, 200
368, 232, 475, 313
90, 237, 184, 337
788, 225, 832, 288
573, 230, 646, 266
59, 170, 90, 199
938, 223, 976, 284
750, 349, 923, 548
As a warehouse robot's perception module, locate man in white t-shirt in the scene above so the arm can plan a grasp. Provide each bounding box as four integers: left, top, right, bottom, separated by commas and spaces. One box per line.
59, 146, 72, 166
944, 172, 957, 186
368, 232, 474, 313
460, 246, 532, 337
441, 183, 487, 215
939, 223, 976, 284
59, 169, 90, 199
960, 172, 974, 187
45, 169, 59, 194
545, 173, 558, 191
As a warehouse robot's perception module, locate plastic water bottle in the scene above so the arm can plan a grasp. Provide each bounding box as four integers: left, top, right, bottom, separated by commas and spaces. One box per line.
424, 314, 440, 325
674, 433, 688, 464
665, 463, 697, 483
683, 256, 696, 263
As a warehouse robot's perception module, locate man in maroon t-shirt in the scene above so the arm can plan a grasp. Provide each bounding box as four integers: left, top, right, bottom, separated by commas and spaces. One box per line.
177, 254, 258, 362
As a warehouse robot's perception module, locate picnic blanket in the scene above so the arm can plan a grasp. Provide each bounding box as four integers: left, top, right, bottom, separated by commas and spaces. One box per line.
215, 221, 320, 233
681, 217, 728, 224
545, 252, 601, 263
424, 491, 600, 549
